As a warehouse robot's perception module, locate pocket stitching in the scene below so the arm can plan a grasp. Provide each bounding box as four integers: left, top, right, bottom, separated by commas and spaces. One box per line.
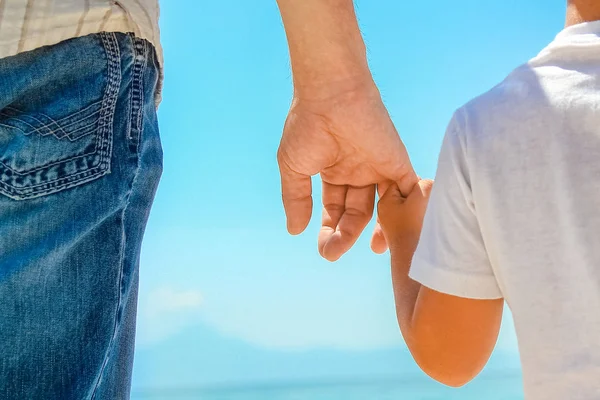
0, 101, 103, 140
0, 32, 121, 200
0, 146, 97, 175
4, 99, 103, 128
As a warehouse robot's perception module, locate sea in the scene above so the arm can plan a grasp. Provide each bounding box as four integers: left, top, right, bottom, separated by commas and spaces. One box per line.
131, 374, 524, 400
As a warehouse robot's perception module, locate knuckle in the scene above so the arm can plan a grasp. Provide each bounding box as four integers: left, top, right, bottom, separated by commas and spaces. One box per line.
345, 207, 371, 219
324, 203, 345, 213
420, 179, 434, 195
276, 146, 286, 165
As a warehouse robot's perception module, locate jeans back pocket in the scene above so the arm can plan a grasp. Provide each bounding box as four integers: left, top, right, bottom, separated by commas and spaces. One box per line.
0, 32, 121, 200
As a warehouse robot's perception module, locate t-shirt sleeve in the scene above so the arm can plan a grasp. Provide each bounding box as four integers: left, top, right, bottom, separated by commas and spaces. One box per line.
409, 112, 503, 300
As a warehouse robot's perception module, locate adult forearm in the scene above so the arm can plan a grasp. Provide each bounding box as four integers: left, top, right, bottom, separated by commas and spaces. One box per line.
276, 0, 373, 98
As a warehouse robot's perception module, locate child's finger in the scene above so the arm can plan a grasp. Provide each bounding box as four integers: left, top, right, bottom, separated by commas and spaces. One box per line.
407, 179, 434, 200
418, 179, 434, 197
380, 182, 404, 203
377, 183, 405, 222
405, 180, 434, 216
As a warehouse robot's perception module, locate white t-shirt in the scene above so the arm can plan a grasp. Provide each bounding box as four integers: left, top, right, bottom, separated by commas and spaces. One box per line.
410, 21, 600, 400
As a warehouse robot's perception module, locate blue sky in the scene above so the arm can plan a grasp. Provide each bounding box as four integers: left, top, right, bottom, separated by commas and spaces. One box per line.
132, 0, 566, 391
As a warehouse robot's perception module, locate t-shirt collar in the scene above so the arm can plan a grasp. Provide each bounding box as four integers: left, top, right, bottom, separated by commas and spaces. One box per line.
555, 20, 600, 41
530, 20, 600, 64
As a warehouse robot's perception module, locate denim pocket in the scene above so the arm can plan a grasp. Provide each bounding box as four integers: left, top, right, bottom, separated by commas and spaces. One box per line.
0, 32, 121, 200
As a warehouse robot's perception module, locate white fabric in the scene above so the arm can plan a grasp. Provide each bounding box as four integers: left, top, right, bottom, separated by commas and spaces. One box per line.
411, 21, 600, 400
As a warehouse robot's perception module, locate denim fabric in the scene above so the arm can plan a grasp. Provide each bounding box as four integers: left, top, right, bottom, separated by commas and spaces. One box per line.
0, 32, 163, 399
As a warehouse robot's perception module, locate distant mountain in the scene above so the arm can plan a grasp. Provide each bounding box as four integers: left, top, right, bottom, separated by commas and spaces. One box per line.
131, 322, 521, 392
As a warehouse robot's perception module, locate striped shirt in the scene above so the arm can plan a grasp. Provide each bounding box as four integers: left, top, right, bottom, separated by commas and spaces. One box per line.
0, 0, 163, 104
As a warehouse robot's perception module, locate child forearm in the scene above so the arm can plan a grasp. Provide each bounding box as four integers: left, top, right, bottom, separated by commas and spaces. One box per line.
389, 239, 422, 347
379, 181, 502, 387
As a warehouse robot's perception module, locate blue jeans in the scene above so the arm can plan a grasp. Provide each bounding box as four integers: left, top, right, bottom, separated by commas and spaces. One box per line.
0, 32, 163, 399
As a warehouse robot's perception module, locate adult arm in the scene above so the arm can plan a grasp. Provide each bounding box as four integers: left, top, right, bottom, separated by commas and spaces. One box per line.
276, 0, 418, 261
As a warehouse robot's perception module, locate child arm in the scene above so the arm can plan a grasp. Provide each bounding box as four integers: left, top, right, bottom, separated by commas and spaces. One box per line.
378, 136, 504, 386
379, 181, 503, 387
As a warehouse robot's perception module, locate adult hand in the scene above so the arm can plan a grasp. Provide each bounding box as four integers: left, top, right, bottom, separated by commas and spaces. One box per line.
277, 79, 418, 261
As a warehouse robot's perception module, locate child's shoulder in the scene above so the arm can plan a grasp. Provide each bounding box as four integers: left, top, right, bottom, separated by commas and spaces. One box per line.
453, 62, 551, 140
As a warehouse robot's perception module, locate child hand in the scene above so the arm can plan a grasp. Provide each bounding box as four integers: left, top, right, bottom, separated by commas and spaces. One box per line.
377, 179, 434, 252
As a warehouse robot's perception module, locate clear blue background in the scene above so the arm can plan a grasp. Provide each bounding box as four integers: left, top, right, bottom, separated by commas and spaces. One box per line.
131, 0, 565, 395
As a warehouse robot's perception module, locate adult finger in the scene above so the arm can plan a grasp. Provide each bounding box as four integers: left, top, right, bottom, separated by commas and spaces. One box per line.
370, 181, 393, 254
319, 183, 347, 259
371, 181, 394, 254
278, 152, 313, 235
370, 219, 388, 254
394, 160, 420, 198
320, 184, 375, 262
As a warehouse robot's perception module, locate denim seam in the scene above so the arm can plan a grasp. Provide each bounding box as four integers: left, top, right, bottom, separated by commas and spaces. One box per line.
0, 103, 103, 138
129, 35, 147, 144
3, 107, 69, 138
6, 99, 104, 124
136, 40, 147, 151
0, 147, 98, 176
96, 32, 121, 174
0, 109, 68, 139
89, 194, 130, 400
89, 34, 148, 400
126, 36, 135, 143
2, 106, 101, 135
0, 32, 121, 199
0, 116, 100, 142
